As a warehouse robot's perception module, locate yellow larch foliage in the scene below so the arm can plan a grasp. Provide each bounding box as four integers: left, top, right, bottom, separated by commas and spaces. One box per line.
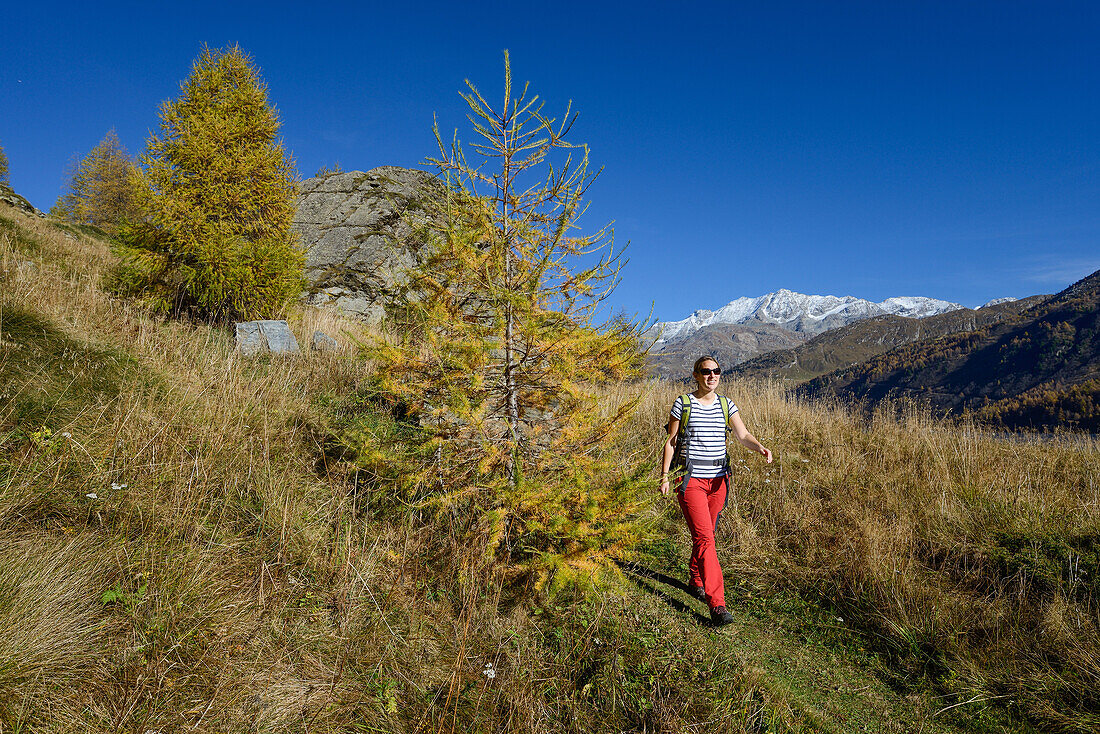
363, 54, 651, 588
110, 45, 304, 321
51, 129, 140, 233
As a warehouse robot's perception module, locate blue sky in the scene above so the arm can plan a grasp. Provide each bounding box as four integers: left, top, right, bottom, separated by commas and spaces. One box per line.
3, 1, 1098, 321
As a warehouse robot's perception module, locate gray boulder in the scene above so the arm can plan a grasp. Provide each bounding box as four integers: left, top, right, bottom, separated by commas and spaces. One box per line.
312, 330, 340, 353
292, 167, 445, 322
235, 320, 300, 356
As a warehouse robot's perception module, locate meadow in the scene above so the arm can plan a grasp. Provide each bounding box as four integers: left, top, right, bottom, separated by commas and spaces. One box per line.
1, 201, 1097, 732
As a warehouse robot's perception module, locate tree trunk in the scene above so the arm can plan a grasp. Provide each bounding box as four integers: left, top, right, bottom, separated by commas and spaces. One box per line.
500, 95, 522, 488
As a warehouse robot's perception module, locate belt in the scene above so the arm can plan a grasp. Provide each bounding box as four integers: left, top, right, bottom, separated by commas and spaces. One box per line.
687, 459, 728, 467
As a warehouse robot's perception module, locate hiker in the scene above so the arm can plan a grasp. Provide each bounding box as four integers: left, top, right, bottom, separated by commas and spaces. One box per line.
660, 355, 773, 626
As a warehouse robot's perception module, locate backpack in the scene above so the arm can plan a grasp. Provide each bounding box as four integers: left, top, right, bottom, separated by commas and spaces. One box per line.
671, 393, 732, 473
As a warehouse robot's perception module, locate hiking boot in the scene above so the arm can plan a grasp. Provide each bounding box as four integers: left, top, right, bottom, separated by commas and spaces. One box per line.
710, 606, 735, 626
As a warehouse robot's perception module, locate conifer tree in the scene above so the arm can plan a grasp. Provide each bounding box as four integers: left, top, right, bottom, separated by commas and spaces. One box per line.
0, 142, 9, 188
370, 53, 648, 585
50, 130, 140, 232
111, 45, 304, 320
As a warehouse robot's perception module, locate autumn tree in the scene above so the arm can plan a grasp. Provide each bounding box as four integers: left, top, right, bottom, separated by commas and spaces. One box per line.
367, 53, 648, 588
111, 45, 304, 320
0, 141, 9, 188
50, 129, 140, 232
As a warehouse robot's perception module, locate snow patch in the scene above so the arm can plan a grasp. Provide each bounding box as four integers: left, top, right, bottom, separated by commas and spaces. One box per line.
654, 290, 964, 344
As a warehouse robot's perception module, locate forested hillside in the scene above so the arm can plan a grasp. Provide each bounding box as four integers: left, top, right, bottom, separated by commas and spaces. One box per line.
733, 296, 1047, 384
802, 270, 1100, 431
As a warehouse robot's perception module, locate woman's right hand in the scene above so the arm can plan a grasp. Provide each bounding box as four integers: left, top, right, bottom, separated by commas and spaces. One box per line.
660, 478, 670, 496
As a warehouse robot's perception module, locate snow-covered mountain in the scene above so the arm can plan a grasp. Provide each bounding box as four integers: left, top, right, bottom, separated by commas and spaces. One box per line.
979, 297, 1017, 309
652, 289, 965, 344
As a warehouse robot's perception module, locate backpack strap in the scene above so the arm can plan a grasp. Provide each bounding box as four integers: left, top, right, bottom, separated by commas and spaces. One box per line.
719, 395, 731, 432
672, 394, 692, 472
677, 394, 692, 438
718, 395, 732, 473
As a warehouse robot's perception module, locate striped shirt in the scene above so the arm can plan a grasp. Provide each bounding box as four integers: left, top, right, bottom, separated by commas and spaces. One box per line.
670, 394, 739, 478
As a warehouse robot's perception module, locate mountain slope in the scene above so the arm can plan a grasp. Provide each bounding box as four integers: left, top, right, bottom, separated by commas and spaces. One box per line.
0, 202, 978, 733
651, 289, 963, 344
801, 270, 1100, 430
647, 289, 966, 379
732, 296, 1048, 383
647, 322, 810, 379
0, 199, 1082, 731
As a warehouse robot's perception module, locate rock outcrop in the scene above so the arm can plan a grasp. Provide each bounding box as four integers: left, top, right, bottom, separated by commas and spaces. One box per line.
312, 330, 340, 353
292, 167, 445, 321
0, 184, 45, 218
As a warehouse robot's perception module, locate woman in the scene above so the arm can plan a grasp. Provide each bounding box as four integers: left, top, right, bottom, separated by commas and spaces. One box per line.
660, 355, 772, 626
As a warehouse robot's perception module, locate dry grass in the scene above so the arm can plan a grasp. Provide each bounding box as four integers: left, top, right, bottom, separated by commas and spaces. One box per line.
622, 378, 1100, 730
0, 531, 112, 729
3, 200, 1098, 731
7, 205, 773, 733
0, 205, 393, 730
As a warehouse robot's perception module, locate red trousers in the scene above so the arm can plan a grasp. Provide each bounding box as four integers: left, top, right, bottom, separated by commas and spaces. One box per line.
677, 475, 729, 609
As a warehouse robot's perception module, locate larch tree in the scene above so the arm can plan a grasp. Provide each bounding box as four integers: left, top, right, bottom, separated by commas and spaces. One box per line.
50, 129, 140, 232
0, 141, 9, 187
369, 53, 648, 588
111, 45, 304, 320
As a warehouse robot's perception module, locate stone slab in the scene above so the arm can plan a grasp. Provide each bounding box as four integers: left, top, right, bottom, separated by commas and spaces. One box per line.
235, 320, 300, 356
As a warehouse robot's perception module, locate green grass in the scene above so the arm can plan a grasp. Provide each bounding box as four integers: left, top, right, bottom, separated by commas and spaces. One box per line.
0, 303, 146, 428
47, 220, 113, 242
0, 212, 42, 256
630, 524, 1036, 734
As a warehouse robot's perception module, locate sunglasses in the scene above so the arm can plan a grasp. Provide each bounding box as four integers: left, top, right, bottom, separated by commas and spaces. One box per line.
696, 367, 721, 376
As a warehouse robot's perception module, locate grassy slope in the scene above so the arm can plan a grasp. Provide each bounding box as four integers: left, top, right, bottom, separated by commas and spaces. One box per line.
629, 380, 1097, 733
1, 201, 1094, 732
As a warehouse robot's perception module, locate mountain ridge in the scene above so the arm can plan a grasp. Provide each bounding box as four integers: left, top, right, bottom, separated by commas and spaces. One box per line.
731, 295, 1049, 384
652, 289, 966, 345
647, 288, 973, 379
800, 269, 1100, 431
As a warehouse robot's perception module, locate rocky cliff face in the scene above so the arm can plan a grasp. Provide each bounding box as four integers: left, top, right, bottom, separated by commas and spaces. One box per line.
292, 167, 445, 321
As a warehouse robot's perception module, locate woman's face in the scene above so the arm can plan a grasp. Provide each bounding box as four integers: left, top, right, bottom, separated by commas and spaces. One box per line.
694, 360, 720, 392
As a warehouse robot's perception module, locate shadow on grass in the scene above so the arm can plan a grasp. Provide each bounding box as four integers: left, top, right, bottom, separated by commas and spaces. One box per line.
614, 559, 713, 626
